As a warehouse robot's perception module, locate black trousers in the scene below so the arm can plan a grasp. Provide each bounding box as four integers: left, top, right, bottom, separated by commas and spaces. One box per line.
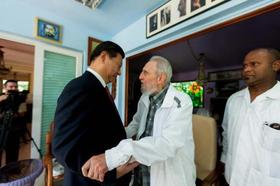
0, 131, 20, 166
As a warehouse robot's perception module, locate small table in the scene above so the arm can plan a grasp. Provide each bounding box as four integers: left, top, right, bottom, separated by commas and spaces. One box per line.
0, 159, 43, 186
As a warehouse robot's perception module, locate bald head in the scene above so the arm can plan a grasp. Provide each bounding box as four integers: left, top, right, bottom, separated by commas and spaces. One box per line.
243, 48, 280, 88
247, 48, 280, 64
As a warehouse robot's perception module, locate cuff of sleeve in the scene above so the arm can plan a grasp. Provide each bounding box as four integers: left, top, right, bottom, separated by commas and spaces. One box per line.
220, 153, 226, 163
105, 140, 132, 171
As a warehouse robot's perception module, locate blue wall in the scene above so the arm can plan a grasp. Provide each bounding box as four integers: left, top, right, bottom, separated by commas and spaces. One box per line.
1, 0, 278, 122
0, 0, 108, 67
112, 0, 278, 121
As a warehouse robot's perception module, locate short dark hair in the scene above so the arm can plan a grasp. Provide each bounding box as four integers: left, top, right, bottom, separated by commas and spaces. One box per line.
90, 41, 125, 62
250, 48, 280, 61
266, 48, 280, 61
4, 80, 17, 86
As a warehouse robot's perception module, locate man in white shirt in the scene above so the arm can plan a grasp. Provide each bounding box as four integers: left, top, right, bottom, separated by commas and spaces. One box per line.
82, 56, 196, 186
220, 48, 280, 186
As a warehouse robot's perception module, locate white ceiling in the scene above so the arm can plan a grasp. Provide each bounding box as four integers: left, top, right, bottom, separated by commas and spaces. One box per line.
0, 39, 34, 77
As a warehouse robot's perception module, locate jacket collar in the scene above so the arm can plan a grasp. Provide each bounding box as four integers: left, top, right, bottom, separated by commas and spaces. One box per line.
161, 85, 176, 108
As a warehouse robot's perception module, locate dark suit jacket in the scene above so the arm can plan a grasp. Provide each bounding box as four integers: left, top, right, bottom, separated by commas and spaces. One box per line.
53, 71, 131, 186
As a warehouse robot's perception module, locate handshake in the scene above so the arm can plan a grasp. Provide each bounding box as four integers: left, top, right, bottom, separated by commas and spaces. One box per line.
81, 153, 139, 182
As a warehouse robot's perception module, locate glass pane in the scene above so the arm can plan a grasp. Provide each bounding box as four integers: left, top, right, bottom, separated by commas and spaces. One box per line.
41, 51, 76, 153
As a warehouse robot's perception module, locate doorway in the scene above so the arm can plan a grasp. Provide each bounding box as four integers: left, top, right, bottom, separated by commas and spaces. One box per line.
0, 33, 83, 167
125, 2, 280, 125
0, 38, 35, 166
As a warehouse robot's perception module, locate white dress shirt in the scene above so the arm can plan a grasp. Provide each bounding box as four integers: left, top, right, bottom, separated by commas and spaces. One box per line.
221, 81, 280, 186
87, 67, 106, 87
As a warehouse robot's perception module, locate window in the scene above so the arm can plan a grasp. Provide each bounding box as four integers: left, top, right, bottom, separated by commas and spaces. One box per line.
2, 80, 29, 92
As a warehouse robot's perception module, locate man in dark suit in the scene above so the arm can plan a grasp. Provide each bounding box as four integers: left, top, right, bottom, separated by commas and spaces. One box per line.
53, 41, 137, 186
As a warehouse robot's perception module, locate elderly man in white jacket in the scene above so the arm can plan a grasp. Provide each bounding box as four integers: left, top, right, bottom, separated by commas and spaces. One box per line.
82, 56, 196, 186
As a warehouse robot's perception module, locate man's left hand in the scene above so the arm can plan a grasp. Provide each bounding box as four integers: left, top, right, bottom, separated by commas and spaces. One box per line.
116, 161, 139, 178
81, 153, 108, 182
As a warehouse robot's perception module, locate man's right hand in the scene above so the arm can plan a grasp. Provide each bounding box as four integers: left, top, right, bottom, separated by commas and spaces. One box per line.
81, 153, 108, 182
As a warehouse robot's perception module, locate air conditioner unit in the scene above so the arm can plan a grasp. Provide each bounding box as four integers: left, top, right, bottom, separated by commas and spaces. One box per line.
91, 0, 102, 9
76, 0, 103, 10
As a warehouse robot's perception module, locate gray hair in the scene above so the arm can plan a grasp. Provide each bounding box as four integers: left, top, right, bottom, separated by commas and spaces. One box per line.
149, 56, 173, 84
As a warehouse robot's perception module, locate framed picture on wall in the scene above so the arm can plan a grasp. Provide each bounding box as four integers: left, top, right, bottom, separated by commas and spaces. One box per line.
190, 0, 206, 12
146, 0, 229, 38
88, 37, 102, 65
208, 69, 242, 81
35, 17, 62, 44
87, 37, 117, 100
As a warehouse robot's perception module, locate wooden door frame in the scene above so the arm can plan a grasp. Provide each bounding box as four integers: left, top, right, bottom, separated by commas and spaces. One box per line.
124, 2, 280, 125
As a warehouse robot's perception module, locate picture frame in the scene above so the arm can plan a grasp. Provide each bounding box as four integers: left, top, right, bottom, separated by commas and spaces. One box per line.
88, 37, 102, 65
35, 17, 62, 44
146, 0, 229, 38
87, 37, 117, 100
208, 69, 242, 81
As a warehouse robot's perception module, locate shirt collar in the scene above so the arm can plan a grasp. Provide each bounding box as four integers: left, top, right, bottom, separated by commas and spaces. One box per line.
243, 81, 280, 101
87, 67, 106, 87
262, 81, 280, 99
150, 85, 169, 103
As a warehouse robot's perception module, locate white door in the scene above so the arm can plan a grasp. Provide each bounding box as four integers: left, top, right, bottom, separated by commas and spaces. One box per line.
32, 44, 82, 158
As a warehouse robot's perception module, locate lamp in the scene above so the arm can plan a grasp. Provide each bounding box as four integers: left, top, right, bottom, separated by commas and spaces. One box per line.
187, 40, 207, 86
196, 53, 207, 86
0, 46, 12, 75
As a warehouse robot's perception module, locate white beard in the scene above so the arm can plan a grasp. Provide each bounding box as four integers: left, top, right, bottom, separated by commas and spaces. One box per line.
141, 85, 157, 95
